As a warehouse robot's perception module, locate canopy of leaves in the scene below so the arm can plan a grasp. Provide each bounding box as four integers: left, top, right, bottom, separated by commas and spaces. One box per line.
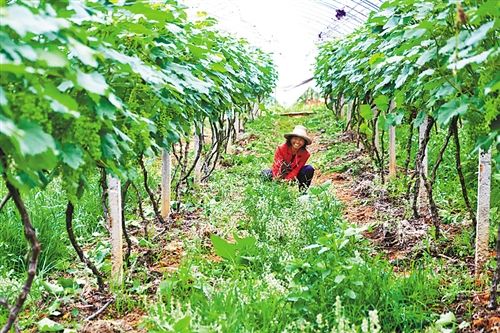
314, 0, 498, 164
0, 0, 277, 196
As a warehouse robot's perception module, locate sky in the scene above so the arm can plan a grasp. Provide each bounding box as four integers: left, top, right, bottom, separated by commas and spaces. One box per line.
183, 0, 328, 106
184, 0, 374, 106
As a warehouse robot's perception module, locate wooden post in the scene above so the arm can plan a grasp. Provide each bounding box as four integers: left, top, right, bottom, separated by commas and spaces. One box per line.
226, 118, 234, 155
107, 175, 123, 287
240, 113, 245, 133
234, 114, 240, 141
340, 95, 345, 118
417, 115, 429, 215
388, 100, 397, 178
475, 148, 491, 276
160, 148, 171, 219
388, 126, 397, 177
252, 102, 259, 119
346, 101, 353, 130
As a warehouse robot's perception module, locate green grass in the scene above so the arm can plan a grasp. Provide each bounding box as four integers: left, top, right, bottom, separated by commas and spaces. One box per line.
0, 178, 105, 275
144, 108, 458, 332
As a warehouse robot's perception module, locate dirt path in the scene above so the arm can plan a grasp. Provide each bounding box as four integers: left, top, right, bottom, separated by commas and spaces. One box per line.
309, 132, 377, 230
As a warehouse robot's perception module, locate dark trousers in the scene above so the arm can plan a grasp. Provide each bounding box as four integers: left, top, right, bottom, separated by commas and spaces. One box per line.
261, 165, 315, 191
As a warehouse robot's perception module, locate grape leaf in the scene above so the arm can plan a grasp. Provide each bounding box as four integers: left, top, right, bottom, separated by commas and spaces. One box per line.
436, 99, 468, 126
77, 71, 108, 95
448, 50, 492, 70
464, 21, 494, 47
360, 104, 373, 120
61, 144, 84, 169
17, 120, 56, 156
37, 318, 64, 332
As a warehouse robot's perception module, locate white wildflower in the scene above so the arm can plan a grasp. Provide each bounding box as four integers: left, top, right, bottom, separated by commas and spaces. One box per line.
361, 318, 369, 333
263, 272, 287, 295
369, 310, 381, 333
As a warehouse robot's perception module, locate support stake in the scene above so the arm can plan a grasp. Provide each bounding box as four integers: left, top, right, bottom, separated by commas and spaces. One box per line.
475, 148, 491, 276
417, 115, 429, 215
388, 100, 397, 178
161, 148, 171, 219
107, 175, 123, 287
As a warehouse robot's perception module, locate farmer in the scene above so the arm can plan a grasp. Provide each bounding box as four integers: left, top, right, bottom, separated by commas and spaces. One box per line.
262, 125, 315, 192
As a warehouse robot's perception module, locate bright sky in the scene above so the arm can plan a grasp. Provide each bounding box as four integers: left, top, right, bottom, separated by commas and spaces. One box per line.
183, 0, 376, 106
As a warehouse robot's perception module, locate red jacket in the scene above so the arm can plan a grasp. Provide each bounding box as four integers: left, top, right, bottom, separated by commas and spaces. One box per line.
272, 143, 310, 180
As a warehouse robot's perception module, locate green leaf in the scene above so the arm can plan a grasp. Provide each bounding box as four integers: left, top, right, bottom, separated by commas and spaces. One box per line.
37, 318, 64, 332
57, 277, 78, 289
416, 47, 436, 66
414, 111, 426, 127
360, 104, 373, 120
127, 3, 172, 22
383, 16, 400, 30
439, 31, 469, 55
77, 71, 108, 95
101, 134, 121, 160
36, 50, 68, 67
122, 22, 153, 35
210, 234, 236, 261
68, 38, 97, 68
385, 113, 404, 129
17, 120, 56, 156
233, 234, 257, 253
44, 83, 78, 113
334, 275, 345, 284
318, 246, 329, 255
403, 28, 426, 40
378, 115, 386, 130
418, 68, 435, 78
473, 133, 497, 153
1, 5, 69, 37
359, 123, 371, 136
188, 44, 209, 58
95, 98, 117, 120
464, 21, 494, 47
0, 63, 27, 74
345, 289, 357, 299
485, 75, 500, 95
434, 83, 456, 99
303, 244, 321, 250
448, 50, 492, 70
436, 311, 456, 327
436, 99, 468, 126
374, 95, 389, 111
57, 80, 74, 92
476, 0, 500, 19
369, 53, 384, 66
61, 144, 84, 170
42, 281, 64, 295
395, 65, 413, 89
173, 316, 191, 332
211, 62, 227, 73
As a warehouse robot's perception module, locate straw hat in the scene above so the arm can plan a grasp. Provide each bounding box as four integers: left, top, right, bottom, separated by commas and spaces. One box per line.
284, 125, 312, 145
